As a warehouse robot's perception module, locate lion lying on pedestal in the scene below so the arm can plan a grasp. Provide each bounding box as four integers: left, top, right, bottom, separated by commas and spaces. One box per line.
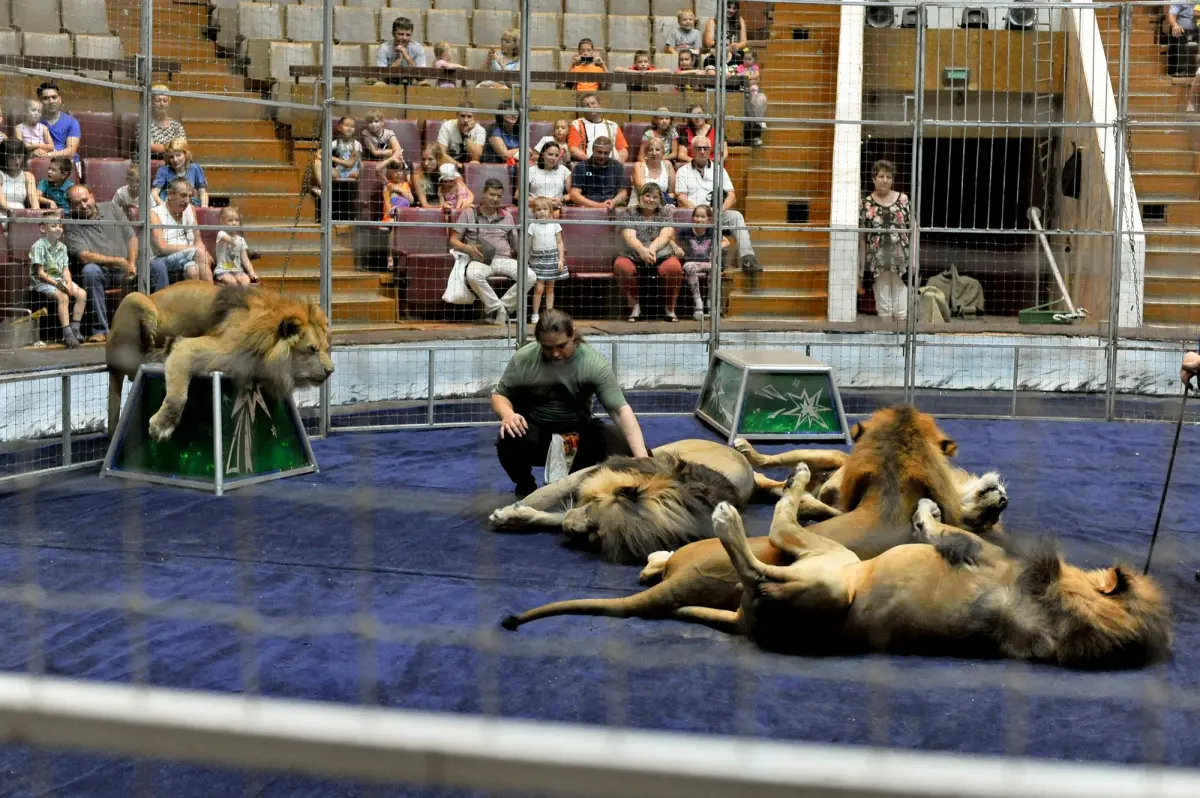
106, 282, 334, 442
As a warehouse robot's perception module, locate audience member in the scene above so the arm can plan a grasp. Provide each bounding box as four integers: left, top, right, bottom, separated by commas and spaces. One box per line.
149, 177, 214, 284
613, 184, 682, 322
704, 0, 749, 52
0, 138, 40, 225
36, 83, 81, 177
567, 94, 629, 163
437, 104, 486, 168
448, 178, 534, 325
332, 117, 363, 180
484, 100, 522, 165
151, 138, 208, 206
664, 8, 703, 54
678, 104, 728, 162
534, 119, 572, 169
528, 142, 572, 215
673, 49, 704, 93
411, 143, 453, 209
568, 137, 629, 209
1167, 4, 1199, 77
29, 213, 86, 348
111, 164, 140, 218
736, 48, 768, 145
567, 38, 607, 92
213, 206, 259, 287
527, 196, 566, 325
360, 110, 403, 164
631, 138, 675, 207
438, 163, 474, 212
65, 185, 165, 340
478, 28, 521, 88
433, 41, 468, 88
37, 156, 76, 211
673, 204, 731, 321
641, 110, 681, 164
147, 85, 187, 156
615, 50, 661, 92
380, 161, 414, 220
376, 16, 426, 84
859, 159, 912, 321
16, 100, 52, 158
490, 309, 648, 498
674, 136, 761, 273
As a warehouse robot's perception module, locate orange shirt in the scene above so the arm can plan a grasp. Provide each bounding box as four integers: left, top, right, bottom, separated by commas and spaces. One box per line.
568, 64, 606, 92
567, 118, 629, 158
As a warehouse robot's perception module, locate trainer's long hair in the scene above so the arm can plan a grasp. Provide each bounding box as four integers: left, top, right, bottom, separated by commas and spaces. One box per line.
570, 455, 743, 564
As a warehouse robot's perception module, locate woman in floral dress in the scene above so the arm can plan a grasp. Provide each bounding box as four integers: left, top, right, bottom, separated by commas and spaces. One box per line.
859, 159, 911, 320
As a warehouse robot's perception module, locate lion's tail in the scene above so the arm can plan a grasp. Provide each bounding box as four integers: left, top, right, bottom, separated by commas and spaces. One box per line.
501, 581, 681, 631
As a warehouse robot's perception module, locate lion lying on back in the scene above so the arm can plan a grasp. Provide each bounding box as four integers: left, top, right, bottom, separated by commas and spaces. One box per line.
106, 282, 334, 441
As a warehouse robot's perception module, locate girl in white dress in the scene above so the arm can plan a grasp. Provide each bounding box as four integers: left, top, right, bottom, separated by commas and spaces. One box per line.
526, 197, 566, 325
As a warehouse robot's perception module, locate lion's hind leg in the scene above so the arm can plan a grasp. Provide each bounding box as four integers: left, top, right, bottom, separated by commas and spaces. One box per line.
733, 439, 848, 472
639, 551, 674, 584
670, 606, 742, 633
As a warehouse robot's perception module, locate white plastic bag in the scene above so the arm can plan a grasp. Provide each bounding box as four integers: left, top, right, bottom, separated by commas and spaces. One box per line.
544, 433, 569, 485
442, 252, 474, 305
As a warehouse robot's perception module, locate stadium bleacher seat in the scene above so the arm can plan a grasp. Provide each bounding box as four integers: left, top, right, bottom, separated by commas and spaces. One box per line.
0, 30, 20, 57
333, 7, 379, 44
357, 160, 384, 221
22, 33, 73, 58
390, 206, 453, 313
194, 206, 222, 259
608, 17, 651, 53
383, 119, 422, 161
610, 0, 652, 15
472, 10, 516, 48
61, 0, 114, 36
27, 159, 50, 184
463, 163, 513, 206
563, 14, 606, 50
432, 0, 474, 11
424, 9, 468, 45
83, 158, 131, 203
12, 2, 62, 34
560, 206, 616, 284
75, 112, 120, 160
651, 0, 693, 16
527, 15, 560, 49
285, 5, 324, 42
623, 121, 650, 159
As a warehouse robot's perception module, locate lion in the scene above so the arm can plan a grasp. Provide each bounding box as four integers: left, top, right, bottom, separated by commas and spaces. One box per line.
487, 439, 792, 565
502, 471, 1173, 671
500, 456, 1008, 633
105, 282, 334, 442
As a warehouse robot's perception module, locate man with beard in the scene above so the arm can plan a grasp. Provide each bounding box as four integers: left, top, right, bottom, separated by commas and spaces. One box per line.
64, 185, 169, 341
491, 308, 650, 497
567, 136, 629, 209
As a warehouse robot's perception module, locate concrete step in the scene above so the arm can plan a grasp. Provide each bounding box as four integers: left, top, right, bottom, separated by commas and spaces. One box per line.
755, 126, 835, 148
1131, 128, 1193, 150
252, 249, 356, 271
727, 288, 826, 318
1145, 245, 1200, 274
751, 228, 830, 246
1144, 298, 1200, 325
254, 271, 386, 295
1141, 199, 1200, 226
184, 120, 279, 138
189, 138, 291, 164
1132, 170, 1200, 198
166, 92, 270, 120
729, 264, 828, 291
202, 165, 304, 193
1131, 149, 1195, 172
745, 196, 831, 224
747, 165, 829, 195
152, 72, 246, 93
213, 193, 311, 220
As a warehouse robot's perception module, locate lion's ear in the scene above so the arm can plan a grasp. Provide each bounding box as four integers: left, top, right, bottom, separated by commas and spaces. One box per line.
850, 421, 867, 441
1099, 566, 1132, 596
278, 316, 303, 341
939, 437, 958, 457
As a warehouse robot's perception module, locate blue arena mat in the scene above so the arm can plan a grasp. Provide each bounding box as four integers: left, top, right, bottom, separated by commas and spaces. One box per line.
0, 414, 1198, 795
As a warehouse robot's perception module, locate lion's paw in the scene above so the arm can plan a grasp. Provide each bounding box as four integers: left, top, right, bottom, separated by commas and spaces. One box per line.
147, 408, 179, 442
913, 498, 941, 540
732, 438, 754, 457
711, 501, 743, 542
784, 462, 811, 491
488, 504, 540, 530
639, 550, 674, 584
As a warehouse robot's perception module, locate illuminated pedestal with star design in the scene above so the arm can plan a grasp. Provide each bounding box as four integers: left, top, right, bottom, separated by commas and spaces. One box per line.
695, 349, 852, 445
101, 364, 318, 496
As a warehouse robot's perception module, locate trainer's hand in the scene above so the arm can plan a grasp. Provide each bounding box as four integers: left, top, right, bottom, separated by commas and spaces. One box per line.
1181, 352, 1200, 387
499, 412, 528, 438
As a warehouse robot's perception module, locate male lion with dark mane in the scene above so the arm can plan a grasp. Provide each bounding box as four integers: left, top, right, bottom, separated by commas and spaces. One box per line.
105, 282, 333, 441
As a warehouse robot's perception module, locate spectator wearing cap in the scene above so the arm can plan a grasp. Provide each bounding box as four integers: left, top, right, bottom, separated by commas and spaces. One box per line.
448, 177, 535, 325
437, 162, 474, 213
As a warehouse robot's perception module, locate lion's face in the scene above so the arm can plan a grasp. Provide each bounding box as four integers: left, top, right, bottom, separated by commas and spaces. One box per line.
280, 303, 334, 387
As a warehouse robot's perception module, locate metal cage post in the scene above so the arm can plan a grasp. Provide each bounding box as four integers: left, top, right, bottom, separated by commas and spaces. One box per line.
136, 0, 154, 295
708, 0, 729, 354
515, 0, 533, 347
1104, 2, 1132, 420
317, 0, 336, 437
903, 3, 929, 403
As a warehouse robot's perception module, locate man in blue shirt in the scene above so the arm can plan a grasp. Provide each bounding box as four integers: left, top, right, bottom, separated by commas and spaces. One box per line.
1166, 5, 1199, 76
36, 83, 81, 177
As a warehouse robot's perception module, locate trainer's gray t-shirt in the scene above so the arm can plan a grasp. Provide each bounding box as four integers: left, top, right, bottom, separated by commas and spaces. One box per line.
495, 341, 628, 430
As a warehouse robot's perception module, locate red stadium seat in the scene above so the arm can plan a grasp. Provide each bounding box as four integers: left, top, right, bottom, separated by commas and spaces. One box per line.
356, 161, 383, 222
560, 207, 616, 280
194, 205, 222, 257
28, 159, 49, 183
463, 163, 512, 206
422, 119, 442, 150
383, 120, 421, 165
390, 207, 454, 314
75, 111, 120, 160
622, 121, 650, 160
83, 158, 130, 203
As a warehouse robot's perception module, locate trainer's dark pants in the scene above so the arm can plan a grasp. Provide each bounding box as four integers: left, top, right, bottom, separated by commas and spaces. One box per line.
496, 418, 632, 495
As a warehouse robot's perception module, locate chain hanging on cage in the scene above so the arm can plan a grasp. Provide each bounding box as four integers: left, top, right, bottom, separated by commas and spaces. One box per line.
277, 159, 316, 296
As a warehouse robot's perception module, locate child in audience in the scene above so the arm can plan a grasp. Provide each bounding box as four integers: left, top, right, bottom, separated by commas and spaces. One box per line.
360, 110, 403, 164
437, 163, 473, 212
332, 117, 363, 181
526, 196, 565, 325
111, 163, 140, 217
37, 156, 75, 211
736, 48, 767, 145
433, 42, 469, 88
213, 206, 259, 287
673, 49, 704, 92
663, 8, 702, 54
641, 110, 680, 164
567, 39, 607, 92
379, 161, 414, 221
616, 50, 661, 92
534, 119, 572, 169
673, 204, 730, 321
29, 213, 86, 348
151, 138, 208, 206
16, 100, 52, 158
410, 143, 452, 209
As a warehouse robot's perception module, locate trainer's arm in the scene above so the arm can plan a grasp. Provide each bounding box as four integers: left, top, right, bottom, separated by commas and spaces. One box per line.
611, 404, 649, 458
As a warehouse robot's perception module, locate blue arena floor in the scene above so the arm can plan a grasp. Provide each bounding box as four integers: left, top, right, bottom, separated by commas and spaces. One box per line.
0, 413, 1198, 795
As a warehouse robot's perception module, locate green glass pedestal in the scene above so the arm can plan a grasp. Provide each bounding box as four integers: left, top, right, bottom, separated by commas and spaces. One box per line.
101, 364, 318, 495
696, 348, 851, 445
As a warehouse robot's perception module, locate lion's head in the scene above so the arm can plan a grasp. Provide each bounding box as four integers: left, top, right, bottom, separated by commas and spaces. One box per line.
213, 287, 334, 394
958, 471, 1008, 533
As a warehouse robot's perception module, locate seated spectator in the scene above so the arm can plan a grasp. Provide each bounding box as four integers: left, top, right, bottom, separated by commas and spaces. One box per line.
111, 163, 140, 218
704, 0, 749, 52
437, 104, 486, 168
147, 85, 187, 156
568, 136, 629, 209
379, 161, 414, 221
213, 206, 259, 287
534, 119, 572, 169
631, 137, 675, 207
0, 138, 40, 226
528, 142, 572, 215
484, 100, 523, 165
674, 136, 761, 273
151, 138, 209, 207
673, 50, 705, 93
615, 50, 661, 92
37, 156, 76, 211
677, 104, 728, 163
664, 8, 703, 54
36, 82, 81, 178
567, 94, 629, 163
448, 177, 535, 325
148, 177, 214, 284
16, 100, 53, 159
432, 42, 468, 88
438, 163, 474, 213
641, 110, 681, 165
1168, 4, 1199, 77
672, 203, 732, 321
478, 29, 521, 89
29, 212, 86, 348
411, 143, 454, 209
360, 110, 403, 165
65, 185, 167, 340
613, 184, 682, 322
332, 117, 362, 181
566, 38, 607, 92
376, 16, 426, 84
